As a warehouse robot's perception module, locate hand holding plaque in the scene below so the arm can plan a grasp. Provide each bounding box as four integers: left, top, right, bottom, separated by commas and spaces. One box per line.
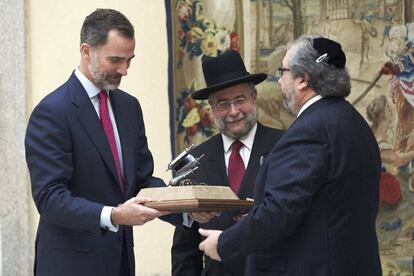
137, 145, 254, 213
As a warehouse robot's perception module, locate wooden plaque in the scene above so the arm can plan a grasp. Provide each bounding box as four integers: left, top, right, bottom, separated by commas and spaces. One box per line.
137, 186, 254, 213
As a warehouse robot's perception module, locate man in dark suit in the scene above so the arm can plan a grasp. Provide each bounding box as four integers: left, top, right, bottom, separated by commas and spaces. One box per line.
25, 9, 179, 276
199, 36, 382, 275
171, 50, 284, 275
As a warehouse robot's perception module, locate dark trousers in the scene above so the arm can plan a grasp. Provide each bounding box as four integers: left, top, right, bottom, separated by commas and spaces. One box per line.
119, 232, 131, 276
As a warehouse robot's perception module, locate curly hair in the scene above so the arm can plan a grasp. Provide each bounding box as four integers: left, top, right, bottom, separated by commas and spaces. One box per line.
287, 35, 351, 97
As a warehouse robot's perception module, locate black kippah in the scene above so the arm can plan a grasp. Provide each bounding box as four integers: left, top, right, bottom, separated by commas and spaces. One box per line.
313, 37, 346, 69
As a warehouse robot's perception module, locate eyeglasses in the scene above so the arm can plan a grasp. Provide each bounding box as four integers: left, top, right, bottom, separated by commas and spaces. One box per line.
277, 67, 291, 77
210, 93, 253, 112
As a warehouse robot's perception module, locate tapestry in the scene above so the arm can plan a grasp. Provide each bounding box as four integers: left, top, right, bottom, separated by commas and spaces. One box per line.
166, 1, 414, 274
166, 0, 244, 156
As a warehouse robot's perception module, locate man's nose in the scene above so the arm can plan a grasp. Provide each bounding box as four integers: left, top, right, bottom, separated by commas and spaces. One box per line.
228, 103, 240, 115
117, 63, 128, 76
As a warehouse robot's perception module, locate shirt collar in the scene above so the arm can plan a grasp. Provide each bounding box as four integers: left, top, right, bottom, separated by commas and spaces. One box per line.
74, 67, 102, 99
222, 123, 258, 153
297, 94, 323, 117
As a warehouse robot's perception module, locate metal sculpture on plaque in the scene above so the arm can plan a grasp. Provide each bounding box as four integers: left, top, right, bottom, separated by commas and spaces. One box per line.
138, 146, 253, 212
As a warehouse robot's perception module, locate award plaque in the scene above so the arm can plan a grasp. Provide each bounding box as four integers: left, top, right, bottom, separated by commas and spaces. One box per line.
137, 146, 254, 213
138, 186, 253, 212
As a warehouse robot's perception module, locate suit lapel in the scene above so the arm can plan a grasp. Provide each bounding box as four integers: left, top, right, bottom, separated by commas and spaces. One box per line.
109, 91, 134, 196
204, 135, 229, 186
239, 123, 273, 198
68, 74, 120, 187
204, 125, 276, 197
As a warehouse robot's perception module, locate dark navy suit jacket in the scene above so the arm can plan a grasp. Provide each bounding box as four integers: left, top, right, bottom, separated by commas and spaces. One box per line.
25, 73, 178, 276
218, 97, 382, 276
171, 123, 284, 276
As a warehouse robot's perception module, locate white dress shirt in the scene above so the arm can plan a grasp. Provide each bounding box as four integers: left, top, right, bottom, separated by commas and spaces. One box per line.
183, 123, 258, 227
222, 123, 258, 174
297, 95, 323, 117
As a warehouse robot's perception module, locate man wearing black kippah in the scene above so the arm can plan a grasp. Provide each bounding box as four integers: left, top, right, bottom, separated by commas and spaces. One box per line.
199, 36, 382, 276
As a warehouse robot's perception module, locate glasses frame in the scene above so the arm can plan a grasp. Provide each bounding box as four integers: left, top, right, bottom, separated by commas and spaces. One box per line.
210, 92, 254, 112
277, 67, 291, 77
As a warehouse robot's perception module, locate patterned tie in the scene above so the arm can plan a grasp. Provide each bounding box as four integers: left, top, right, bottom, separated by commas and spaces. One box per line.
228, 140, 245, 194
99, 91, 125, 194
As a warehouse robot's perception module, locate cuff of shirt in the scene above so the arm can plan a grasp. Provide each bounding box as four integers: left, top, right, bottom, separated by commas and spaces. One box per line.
100, 206, 119, 232
182, 212, 194, 227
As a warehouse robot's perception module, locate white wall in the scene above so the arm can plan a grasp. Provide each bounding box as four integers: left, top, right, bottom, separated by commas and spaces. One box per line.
0, 218, 2, 276
28, 1, 173, 275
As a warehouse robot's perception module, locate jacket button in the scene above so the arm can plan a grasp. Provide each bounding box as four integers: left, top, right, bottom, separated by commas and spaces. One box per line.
118, 236, 122, 242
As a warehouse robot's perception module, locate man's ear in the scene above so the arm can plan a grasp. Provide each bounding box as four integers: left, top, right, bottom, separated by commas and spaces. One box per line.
80, 43, 91, 60
298, 74, 310, 90
251, 88, 258, 100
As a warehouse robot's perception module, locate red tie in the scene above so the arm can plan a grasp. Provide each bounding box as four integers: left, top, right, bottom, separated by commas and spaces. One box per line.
228, 140, 245, 194
99, 91, 125, 194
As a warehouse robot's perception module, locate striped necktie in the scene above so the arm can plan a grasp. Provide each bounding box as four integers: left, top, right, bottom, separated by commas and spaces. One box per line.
228, 140, 245, 194
99, 91, 125, 194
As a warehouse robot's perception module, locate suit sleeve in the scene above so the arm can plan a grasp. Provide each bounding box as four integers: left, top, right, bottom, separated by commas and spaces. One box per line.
171, 224, 203, 276
25, 102, 103, 232
218, 125, 330, 259
131, 98, 182, 225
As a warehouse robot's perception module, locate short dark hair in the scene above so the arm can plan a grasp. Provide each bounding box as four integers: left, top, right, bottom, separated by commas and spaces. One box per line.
287, 35, 351, 98
80, 8, 134, 48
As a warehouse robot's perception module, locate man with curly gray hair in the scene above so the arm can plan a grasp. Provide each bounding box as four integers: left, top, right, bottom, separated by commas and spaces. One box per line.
199, 36, 382, 276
